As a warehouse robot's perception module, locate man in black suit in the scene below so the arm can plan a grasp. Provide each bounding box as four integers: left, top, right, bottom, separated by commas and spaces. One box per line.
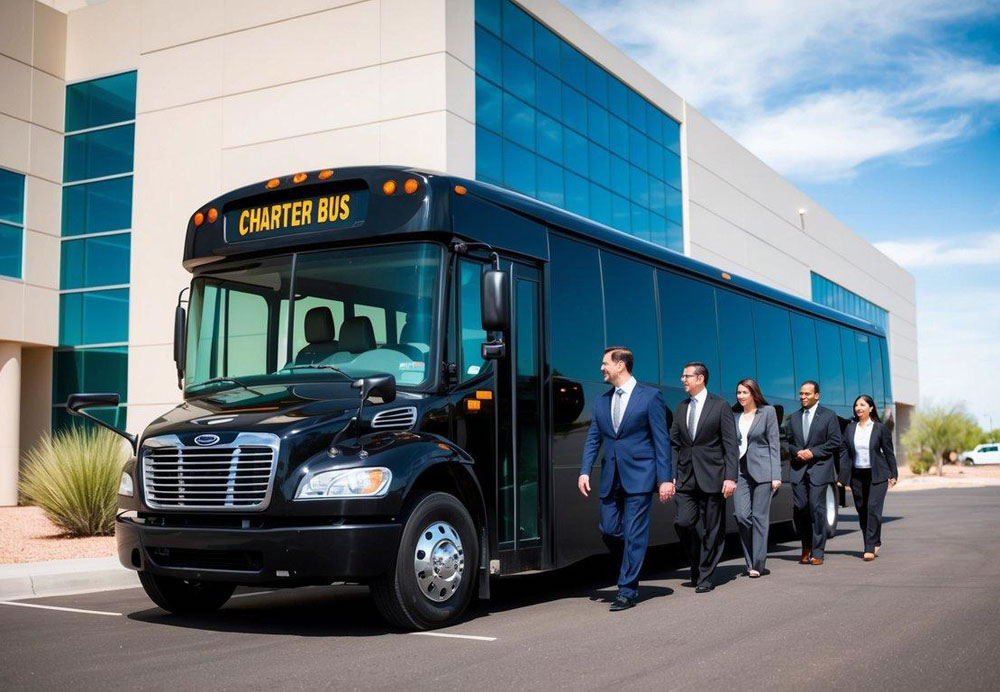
784, 380, 842, 565
670, 362, 739, 593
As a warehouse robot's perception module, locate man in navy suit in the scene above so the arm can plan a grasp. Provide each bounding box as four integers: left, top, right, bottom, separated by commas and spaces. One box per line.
579, 346, 673, 611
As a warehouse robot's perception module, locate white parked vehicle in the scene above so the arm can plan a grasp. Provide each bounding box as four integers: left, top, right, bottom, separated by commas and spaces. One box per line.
961, 443, 1000, 465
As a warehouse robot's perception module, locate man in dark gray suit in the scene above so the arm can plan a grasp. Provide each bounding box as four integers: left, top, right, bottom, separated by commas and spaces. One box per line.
783, 380, 842, 565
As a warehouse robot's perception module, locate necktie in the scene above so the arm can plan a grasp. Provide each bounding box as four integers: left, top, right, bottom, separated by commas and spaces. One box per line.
612, 388, 625, 433
687, 397, 697, 439
803, 408, 812, 442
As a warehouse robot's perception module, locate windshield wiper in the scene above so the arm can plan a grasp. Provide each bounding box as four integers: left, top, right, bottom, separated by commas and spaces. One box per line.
192, 376, 264, 396
280, 364, 356, 381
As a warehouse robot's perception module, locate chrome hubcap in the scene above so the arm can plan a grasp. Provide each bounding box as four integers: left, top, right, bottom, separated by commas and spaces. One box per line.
413, 521, 464, 603
826, 485, 836, 526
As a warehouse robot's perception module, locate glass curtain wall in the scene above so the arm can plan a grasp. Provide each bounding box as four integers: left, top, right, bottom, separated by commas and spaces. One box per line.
811, 272, 888, 333
53, 71, 136, 430
475, 0, 684, 252
0, 168, 25, 279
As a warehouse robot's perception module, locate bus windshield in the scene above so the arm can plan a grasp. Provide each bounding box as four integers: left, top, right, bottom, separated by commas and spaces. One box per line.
184, 243, 441, 392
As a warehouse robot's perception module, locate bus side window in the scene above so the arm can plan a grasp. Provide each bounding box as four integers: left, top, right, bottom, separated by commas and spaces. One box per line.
458, 259, 486, 381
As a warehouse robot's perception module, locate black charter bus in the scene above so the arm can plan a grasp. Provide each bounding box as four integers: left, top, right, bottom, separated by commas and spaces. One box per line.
71, 166, 892, 630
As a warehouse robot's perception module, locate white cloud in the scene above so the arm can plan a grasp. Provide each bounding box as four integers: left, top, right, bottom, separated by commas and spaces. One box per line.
875, 232, 1000, 268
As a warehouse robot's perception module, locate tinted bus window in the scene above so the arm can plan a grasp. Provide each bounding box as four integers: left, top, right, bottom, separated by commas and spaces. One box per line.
790, 313, 820, 387
458, 259, 487, 381
549, 234, 604, 381
841, 327, 860, 403
601, 252, 657, 383
870, 337, 885, 407
855, 332, 873, 398
752, 301, 793, 400
717, 290, 755, 395
880, 338, 893, 404
815, 321, 845, 406
658, 270, 719, 391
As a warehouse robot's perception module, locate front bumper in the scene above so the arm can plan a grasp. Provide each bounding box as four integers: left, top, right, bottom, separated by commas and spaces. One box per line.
116, 514, 401, 585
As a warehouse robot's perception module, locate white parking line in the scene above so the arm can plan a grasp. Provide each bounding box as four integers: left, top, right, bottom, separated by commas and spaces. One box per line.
230, 590, 277, 599
0, 601, 121, 617
410, 631, 496, 642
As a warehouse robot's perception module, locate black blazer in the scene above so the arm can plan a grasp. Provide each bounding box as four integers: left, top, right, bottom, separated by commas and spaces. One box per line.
670, 392, 739, 493
782, 405, 841, 485
839, 420, 898, 484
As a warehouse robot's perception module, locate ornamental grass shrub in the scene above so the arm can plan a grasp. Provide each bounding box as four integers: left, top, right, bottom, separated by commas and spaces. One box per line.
20, 426, 128, 537
909, 449, 935, 476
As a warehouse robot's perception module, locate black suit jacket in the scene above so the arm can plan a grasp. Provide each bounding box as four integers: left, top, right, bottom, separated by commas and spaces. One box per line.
783, 405, 841, 485
839, 420, 898, 484
670, 392, 739, 493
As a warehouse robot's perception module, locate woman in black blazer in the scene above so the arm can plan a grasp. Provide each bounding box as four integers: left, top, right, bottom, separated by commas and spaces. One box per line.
839, 394, 898, 560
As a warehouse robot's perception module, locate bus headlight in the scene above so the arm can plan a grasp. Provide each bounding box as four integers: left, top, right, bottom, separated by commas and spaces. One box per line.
295, 467, 391, 499
119, 472, 134, 497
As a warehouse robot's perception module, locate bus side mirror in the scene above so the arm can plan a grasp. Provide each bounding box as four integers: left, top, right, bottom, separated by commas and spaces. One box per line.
481, 269, 509, 332
357, 374, 397, 405
67, 393, 137, 454
173, 303, 186, 389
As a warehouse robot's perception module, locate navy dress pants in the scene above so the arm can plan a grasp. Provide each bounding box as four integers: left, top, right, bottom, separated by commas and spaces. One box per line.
599, 469, 653, 599
792, 476, 829, 558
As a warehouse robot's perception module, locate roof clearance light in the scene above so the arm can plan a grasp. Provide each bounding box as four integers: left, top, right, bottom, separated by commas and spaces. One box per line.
721, 272, 732, 280
454, 185, 467, 195
382, 180, 397, 195
404, 178, 419, 194
193, 212, 205, 226
207, 208, 218, 223
266, 178, 280, 189
293, 172, 307, 184
318, 169, 334, 180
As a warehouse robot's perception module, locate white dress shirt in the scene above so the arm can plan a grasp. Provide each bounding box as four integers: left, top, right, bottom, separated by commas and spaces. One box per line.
614, 376, 637, 425
853, 420, 875, 469
802, 402, 818, 440
738, 411, 754, 459
688, 387, 709, 439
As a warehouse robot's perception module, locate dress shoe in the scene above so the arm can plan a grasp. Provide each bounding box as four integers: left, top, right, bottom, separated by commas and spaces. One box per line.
863, 552, 875, 561
695, 584, 714, 593
748, 569, 761, 578
681, 581, 697, 588
809, 557, 824, 566
799, 550, 812, 564
609, 594, 636, 611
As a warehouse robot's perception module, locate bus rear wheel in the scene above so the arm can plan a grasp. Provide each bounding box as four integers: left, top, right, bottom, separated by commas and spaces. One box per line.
371, 492, 479, 630
138, 572, 236, 614
824, 484, 839, 539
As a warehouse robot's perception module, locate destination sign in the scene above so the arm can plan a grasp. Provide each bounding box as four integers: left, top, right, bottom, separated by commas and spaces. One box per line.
224, 189, 370, 243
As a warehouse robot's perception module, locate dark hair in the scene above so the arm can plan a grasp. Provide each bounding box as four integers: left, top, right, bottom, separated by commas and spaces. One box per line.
800, 380, 820, 394
604, 346, 633, 374
736, 378, 769, 408
683, 361, 709, 384
852, 394, 880, 423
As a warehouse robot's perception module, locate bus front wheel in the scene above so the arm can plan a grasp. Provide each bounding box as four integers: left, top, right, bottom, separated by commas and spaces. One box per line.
371, 492, 479, 630
138, 572, 236, 614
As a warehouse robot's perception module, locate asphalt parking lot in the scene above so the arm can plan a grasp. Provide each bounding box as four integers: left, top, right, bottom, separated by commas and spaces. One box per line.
2, 487, 999, 691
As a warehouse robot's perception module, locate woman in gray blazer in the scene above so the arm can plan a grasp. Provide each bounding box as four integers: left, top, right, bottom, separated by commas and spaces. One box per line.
733, 378, 782, 577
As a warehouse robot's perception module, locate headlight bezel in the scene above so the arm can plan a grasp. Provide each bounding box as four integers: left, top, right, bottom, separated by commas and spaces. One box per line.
294, 466, 392, 500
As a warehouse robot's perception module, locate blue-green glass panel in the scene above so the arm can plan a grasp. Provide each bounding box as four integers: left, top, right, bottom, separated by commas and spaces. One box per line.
0, 224, 22, 278
590, 183, 611, 226
664, 118, 681, 155
53, 405, 126, 434
609, 115, 628, 157
650, 179, 665, 211
61, 176, 132, 236
534, 22, 560, 67
586, 62, 608, 107
475, 0, 501, 34
587, 100, 609, 147
611, 193, 630, 232
535, 69, 562, 119
53, 346, 128, 403
753, 301, 794, 399
647, 141, 664, 180
65, 72, 136, 132
563, 128, 587, 173
588, 143, 610, 187
502, 93, 535, 150
63, 124, 135, 183
610, 155, 629, 198
476, 77, 502, 133
0, 168, 25, 225
659, 270, 719, 390
59, 293, 83, 346
631, 204, 650, 241
503, 141, 535, 196
664, 185, 682, 223
475, 27, 502, 85
608, 77, 627, 115
476, 127, 503, 184
856, 332, 873, 396
649, 213, 666, 247
629, 166, 648, 206
841, 327, 860, 401
664, 150, 682, 189
880, 338, 892, 404
503, 45, 535, 104
502, 1, 534, 58
629, 129, 648, 169
601, 253, 657, 383
561, 84, 586, 134
648, 109, 664, 145
870, 337, 885, 407
60, 233, 131, 289
666, 221, 683, 252
536, 113, 562, 164
717, 291, 756, 390
536, 159, 564, 207
627, 91, 647, 133
59, 288, 129, 346
791, 313, 820, 386
559, 42, 586, 91
565, 171, 588, 217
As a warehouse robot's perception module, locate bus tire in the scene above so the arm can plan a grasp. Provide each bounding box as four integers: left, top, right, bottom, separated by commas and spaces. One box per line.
371, 492, 479, 631
824, 484, 839, 539
138, 571, 236, 614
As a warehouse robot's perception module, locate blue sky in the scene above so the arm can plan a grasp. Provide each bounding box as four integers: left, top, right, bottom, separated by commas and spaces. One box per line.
566, 0, 1000, 432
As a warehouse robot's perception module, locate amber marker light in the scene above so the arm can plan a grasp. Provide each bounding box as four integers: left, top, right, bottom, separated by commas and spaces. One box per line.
466, 399, 482, 412
404, 178, 419, 194
293, 172, 307, 184
207, 208, 218, 223
193, 212, 205, 226
721, 272, 732, 280
266, 178, 281, 189
383, 180, 398, 195
475, 390, 493, 400
318, 169, 334, 180
454, 185, 467, 195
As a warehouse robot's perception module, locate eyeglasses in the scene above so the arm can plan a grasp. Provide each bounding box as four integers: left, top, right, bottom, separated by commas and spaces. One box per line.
680, 374, 701, 380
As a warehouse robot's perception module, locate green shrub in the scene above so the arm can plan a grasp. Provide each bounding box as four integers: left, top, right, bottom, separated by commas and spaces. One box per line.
909, 449, 935, 475
20, 427, 128, 537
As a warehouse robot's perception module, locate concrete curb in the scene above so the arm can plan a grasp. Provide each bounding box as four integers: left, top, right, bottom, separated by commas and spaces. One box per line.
0, 556, 138, 601
893, 477, 1000, 493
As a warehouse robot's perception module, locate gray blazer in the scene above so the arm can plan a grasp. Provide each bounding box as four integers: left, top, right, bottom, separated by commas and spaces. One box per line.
734, 405, 781, 484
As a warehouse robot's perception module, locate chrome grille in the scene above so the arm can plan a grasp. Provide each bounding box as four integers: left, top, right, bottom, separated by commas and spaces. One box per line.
371, 406, 418, 430
141, 433, 279, 511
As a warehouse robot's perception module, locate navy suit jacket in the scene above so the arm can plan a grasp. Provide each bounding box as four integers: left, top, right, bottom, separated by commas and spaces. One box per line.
580, 383, 673, 498
783, 405, 842, 485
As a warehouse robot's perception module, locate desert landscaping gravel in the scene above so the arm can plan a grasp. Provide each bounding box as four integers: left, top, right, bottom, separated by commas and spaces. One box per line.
0, 506, 115, 564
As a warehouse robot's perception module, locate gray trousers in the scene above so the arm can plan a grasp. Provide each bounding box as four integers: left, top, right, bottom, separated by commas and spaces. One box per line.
734, 462, 773, 572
